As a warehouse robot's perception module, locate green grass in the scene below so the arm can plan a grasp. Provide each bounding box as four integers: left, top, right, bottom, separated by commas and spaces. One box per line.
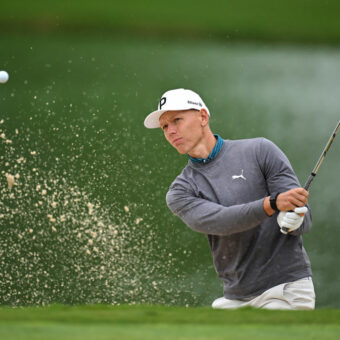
2, 324, 340, 340
1, 0, 340, 44
1, 305, 340, 340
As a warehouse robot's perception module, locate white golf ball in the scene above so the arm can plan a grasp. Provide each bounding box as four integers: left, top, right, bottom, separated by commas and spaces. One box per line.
0, 71, 9, 84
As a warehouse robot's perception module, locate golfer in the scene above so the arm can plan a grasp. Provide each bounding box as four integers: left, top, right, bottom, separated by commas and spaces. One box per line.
144, 88, 315, 310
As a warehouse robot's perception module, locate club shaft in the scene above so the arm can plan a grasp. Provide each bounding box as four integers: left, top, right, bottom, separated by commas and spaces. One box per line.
304, 121, 340, 191
281, 121, 339, 234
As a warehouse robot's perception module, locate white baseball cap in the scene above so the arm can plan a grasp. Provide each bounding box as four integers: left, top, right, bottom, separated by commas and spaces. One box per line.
144, 88, 210, 129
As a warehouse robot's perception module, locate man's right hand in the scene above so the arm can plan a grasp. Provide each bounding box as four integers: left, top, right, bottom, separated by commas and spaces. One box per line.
276, 188, 309, 212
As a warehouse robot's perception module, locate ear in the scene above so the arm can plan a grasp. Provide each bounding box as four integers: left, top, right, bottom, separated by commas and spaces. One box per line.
199, 109, 210, 126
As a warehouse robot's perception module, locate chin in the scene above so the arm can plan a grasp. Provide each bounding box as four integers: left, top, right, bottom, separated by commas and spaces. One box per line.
174, 146, 188, 155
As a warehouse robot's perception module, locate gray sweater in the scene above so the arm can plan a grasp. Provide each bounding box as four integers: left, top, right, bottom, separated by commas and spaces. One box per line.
166, 138, 312, 299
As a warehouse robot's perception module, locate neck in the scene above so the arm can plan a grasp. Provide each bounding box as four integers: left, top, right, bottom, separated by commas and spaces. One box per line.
188, 132, 217, 159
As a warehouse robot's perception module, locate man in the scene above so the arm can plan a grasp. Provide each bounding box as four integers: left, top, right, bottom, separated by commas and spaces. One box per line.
144, 88, 315, 310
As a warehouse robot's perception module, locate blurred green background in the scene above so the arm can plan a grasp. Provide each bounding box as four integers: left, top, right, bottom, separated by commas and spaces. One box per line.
0, 1, 339, 308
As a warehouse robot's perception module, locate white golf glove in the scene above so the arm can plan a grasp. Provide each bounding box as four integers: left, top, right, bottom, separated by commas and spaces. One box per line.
277, 207, 308, 234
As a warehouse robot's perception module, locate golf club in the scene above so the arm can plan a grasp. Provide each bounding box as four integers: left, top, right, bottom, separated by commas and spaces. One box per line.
281, 120, 340, 234
303, 121, 340, 190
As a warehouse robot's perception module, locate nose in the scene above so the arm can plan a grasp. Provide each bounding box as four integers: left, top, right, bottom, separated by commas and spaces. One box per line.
167, 123, 177, 134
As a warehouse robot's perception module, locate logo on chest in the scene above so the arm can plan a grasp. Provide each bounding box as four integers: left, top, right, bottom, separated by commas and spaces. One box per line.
232, 169, 246, 181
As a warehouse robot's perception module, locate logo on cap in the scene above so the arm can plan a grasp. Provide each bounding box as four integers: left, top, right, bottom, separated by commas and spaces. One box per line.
159, 97, 166, 110
187, 100, 202, 107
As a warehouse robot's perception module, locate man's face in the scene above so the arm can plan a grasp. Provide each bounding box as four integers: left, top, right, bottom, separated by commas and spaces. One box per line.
159, 109, 205, 155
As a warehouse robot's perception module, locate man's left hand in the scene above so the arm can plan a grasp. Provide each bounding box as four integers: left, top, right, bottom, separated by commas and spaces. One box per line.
277, 207, 308, 234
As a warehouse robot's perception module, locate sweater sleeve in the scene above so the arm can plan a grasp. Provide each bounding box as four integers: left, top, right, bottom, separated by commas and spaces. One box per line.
258, 138, 312, 236
166, 179, 268, 236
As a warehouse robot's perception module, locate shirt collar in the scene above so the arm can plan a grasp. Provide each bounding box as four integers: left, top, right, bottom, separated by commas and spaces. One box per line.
187, 135, 224, 164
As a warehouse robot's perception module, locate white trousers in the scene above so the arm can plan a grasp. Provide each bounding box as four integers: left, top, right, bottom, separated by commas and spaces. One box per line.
212, 277, 315, 310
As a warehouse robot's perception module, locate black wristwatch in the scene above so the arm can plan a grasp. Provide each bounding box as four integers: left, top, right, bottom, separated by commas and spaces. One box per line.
269, 192, 281, 211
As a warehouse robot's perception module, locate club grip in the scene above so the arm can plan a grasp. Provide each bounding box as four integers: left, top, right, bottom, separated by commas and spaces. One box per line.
304, 173, 316, 191
281, 227, 289, 234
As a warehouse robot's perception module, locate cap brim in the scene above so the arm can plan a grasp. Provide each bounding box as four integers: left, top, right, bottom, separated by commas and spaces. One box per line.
144, 110, 167, 129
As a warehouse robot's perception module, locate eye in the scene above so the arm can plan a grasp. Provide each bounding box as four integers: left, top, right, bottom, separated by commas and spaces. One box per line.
162, 124, 168, 131
175, 117, 181, 122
